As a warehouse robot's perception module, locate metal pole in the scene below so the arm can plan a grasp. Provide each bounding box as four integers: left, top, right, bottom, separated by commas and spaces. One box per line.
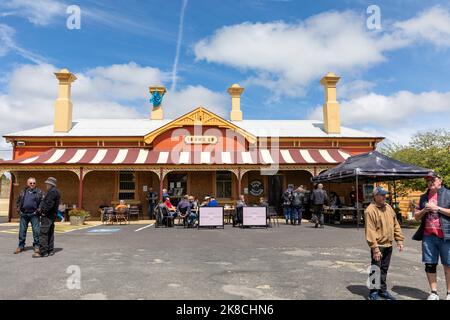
393, 180, 397, 207
356, 174, 359, 230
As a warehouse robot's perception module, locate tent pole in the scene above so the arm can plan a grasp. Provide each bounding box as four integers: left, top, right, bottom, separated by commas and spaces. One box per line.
356, 174, 359, 230
393, 180, 397, 206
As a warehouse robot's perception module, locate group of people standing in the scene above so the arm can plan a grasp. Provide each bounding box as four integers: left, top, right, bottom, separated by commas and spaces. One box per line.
282, 183, 329, 228
14, 176, 61, 258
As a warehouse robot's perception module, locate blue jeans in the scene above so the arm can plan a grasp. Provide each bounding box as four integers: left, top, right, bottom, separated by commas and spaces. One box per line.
283, 206, 292, 222
422, 234, 450, 266
18, 213, 40, 249
292, 207, 302, 224
148, 203, 156, 220
187, 213, 197, 226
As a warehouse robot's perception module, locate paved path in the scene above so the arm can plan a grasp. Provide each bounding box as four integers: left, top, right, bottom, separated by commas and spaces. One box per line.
0, 222, 444, 300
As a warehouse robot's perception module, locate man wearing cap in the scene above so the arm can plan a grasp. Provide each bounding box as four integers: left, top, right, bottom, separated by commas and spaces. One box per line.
413, 172, 450, 300
365, 186, 404, 300
33, 177, 60, 258
14, 177, 44, 254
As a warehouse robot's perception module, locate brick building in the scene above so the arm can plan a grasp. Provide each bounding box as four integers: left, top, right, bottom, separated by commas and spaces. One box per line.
0, 69, 383, 220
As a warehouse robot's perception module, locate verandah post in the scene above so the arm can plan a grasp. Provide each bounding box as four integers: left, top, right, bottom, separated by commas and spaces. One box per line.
77, 167, 84, 209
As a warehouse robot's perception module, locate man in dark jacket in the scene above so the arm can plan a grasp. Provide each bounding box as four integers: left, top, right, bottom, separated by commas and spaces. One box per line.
282, 184, 294, 225
413, 172, 450, 300
311, 183, 328, 228
291, 186, 306, 225
146, 187, 158, 220
33, 177, 60, 258
14, 177, 44, 254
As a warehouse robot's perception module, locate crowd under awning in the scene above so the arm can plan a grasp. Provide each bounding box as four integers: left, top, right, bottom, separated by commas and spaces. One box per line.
1, 148, 351, 166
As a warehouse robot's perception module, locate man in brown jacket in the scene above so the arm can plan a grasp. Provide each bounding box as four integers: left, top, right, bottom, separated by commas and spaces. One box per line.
365, 186, 404, 300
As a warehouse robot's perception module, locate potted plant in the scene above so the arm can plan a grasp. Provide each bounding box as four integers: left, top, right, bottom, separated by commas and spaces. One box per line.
68, 208, 90, 226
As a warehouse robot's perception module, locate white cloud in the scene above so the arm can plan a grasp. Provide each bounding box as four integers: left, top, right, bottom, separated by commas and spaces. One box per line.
393, 6, 450, 48
194, 6, 450, 97
0, 63, 229, 152
163, 85, 228, 118
337, 80, 376, 100
308, 90, 450, 143
0, 0, 66, 26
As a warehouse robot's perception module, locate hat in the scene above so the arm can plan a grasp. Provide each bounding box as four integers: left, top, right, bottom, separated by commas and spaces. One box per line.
204, 196, 210, 200
425, 172, 442, 180
44, 177, 57, 187
373, 186, 387, 196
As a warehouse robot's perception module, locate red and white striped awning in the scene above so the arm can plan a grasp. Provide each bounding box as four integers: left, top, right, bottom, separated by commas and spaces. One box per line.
3, 148, 351, 165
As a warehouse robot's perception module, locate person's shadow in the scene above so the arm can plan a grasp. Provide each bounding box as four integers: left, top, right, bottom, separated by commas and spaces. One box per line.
346, 285, 369, 300
347, 285, 429, 300
24, 246, 64, 254
391, 286, 428, 300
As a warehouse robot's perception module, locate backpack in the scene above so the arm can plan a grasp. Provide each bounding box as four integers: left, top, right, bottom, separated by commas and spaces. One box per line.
282, 190, 292, 206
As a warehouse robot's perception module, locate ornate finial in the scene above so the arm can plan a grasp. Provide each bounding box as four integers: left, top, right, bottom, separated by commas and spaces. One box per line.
150, 91, 164, 107
149, 86, 167, 108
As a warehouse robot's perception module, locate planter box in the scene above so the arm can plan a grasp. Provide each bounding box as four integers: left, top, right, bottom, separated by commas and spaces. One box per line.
70, 216, 85, 226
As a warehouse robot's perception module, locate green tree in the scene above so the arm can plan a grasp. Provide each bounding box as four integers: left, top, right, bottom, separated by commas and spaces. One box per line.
381, 129, 450, 195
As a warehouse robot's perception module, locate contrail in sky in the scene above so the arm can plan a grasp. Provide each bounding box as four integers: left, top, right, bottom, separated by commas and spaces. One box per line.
171, 0, 188, 92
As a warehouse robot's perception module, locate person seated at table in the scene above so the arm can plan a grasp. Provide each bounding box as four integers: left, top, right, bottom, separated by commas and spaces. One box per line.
200, 196, 210, 207
234, 195, 246, 227
164, 196, 174, 210
164, 196, 177, 220
329, 192, 341, 208
177, 195, 191, 226
115, 200, 128, 213
155, 200, 173, 227
259, 197, 269, 209
57, 202, 66, 223
207, 196, 218, 207
189, 195, 198, 211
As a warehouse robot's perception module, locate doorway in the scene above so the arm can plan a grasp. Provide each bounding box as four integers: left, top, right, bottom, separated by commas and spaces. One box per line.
268, 175, 283, 215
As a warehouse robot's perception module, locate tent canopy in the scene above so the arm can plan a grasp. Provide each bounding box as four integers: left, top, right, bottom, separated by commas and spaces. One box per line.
312, 151, 432, 183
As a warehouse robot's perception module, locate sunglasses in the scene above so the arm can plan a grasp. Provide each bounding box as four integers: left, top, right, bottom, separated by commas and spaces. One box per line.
29, 182, 36, 185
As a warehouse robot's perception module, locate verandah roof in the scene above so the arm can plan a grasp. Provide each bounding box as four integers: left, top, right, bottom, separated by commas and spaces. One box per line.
0, 148, 351, 166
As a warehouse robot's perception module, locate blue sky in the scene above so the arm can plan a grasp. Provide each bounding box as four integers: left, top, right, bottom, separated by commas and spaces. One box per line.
0, 0, 450, 157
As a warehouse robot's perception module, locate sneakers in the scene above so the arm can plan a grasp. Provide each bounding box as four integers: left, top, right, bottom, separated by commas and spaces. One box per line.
446, 293, 450, 300
368, 292, 382, 300
13, 247, 24, 254
427, 292, 440, 300
379, 291, 396, 300
33, 247, 40, 254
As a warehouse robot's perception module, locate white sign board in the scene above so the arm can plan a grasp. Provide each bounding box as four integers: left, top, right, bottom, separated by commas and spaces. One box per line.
199, 207, 224, 227
243, 207, 267, 227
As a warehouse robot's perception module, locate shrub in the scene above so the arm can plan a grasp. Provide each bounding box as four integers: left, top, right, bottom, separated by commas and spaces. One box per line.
68, 208, 90, 219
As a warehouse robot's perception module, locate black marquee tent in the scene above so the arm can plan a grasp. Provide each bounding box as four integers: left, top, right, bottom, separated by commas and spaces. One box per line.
312, 151, 432, 183
312, 151, 432, 228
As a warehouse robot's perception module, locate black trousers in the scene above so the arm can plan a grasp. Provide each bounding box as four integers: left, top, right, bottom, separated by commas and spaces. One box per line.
369, 246, 393, 293
39, 216, 55, 254
313, 205, 324, 225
